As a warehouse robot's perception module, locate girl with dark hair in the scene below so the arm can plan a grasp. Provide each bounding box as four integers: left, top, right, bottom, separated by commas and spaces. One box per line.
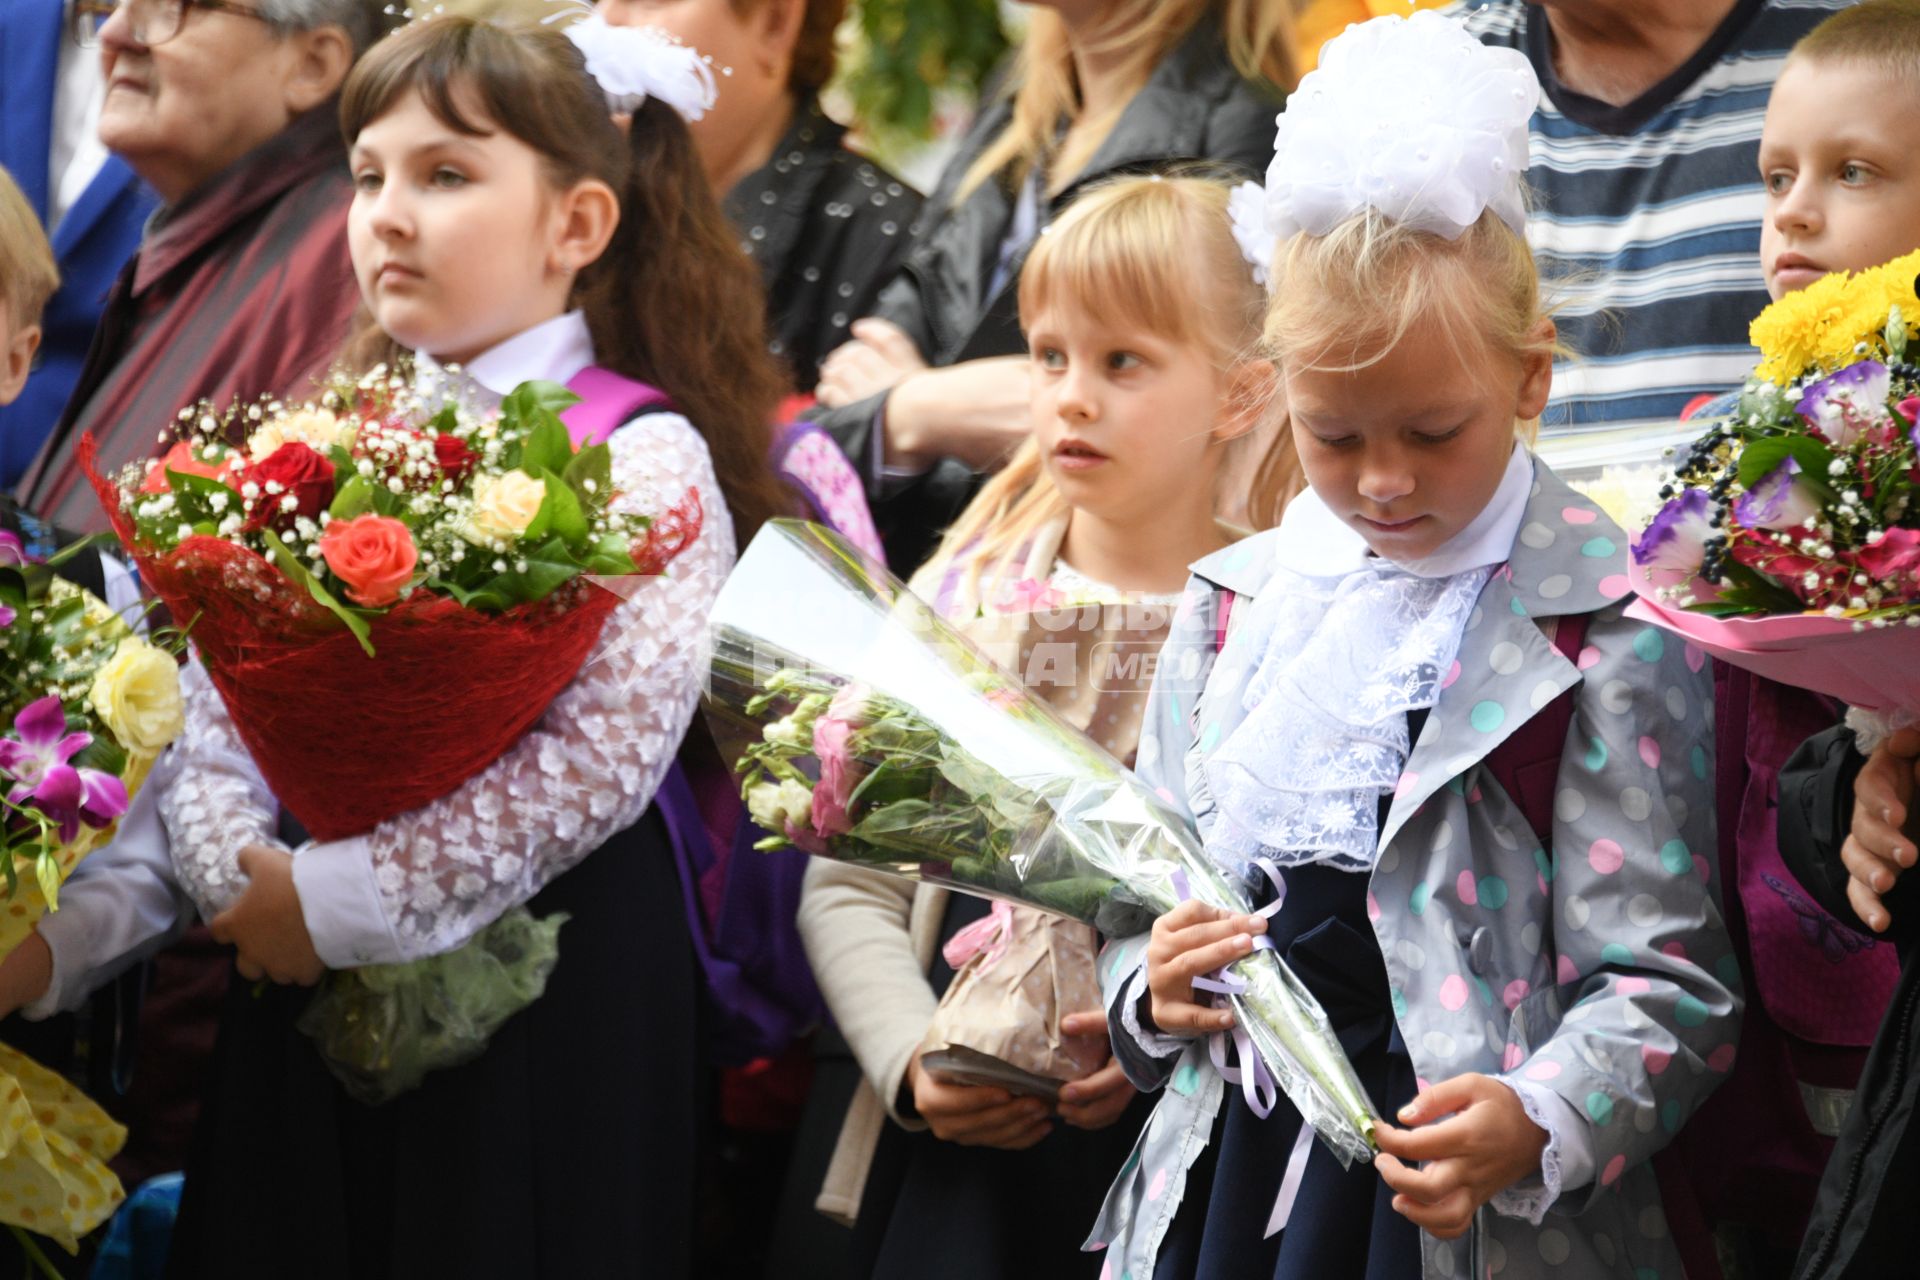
159, 15, 784, 1278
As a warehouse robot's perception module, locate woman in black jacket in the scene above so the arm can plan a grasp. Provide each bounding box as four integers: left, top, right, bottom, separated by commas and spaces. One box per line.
809, 0, 1293, 573
1779, 722, 1920, 1279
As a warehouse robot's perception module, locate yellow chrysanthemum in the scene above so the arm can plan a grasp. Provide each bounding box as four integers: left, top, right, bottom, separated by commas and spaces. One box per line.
1751, 248, 1920, 383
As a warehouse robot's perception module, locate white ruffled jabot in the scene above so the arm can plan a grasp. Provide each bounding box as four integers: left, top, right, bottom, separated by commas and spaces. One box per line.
1202, 446, 1534, 877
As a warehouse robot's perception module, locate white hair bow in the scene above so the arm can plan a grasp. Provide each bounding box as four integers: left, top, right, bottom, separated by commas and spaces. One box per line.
1233, 11, 1540, 287
550, 9, 720, 123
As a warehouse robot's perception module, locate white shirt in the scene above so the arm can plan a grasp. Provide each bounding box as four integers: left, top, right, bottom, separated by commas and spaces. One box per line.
50, 2, 109, 232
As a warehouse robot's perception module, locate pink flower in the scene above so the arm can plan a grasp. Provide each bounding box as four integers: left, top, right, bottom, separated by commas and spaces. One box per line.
1897, 396, 1920, 425
999, 577, 1065, 613
809, 682, 870, 840
811, 715, 855, 839
1857, 527, 1920, 581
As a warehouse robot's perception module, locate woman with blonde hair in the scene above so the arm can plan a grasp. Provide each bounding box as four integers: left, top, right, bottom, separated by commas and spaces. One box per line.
808, 0, 1295, 574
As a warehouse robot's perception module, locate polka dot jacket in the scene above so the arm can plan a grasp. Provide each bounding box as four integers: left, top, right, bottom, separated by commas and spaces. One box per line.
1087, 459, 1743, 1280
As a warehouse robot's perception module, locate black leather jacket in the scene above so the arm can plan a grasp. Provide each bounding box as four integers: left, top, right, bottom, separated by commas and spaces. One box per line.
814, 15, 1284, 573
1779, 725, 1920, 1279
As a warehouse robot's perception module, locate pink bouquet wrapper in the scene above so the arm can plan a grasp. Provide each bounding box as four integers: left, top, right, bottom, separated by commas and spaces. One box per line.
1626, 591, 1920, 714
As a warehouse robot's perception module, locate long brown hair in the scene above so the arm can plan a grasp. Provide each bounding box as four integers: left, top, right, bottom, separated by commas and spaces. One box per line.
338, 14, 790, 543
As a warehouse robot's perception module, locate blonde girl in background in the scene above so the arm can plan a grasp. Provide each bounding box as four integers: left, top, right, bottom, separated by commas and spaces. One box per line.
1091, 15, 1740, 1280
797, 172, 1296, 1280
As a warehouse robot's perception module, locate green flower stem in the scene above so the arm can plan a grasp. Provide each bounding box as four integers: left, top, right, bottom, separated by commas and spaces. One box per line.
10, 1226, 64, 1280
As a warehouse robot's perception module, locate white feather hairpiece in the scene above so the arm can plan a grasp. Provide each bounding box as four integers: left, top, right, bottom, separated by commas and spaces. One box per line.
543, 5, 722, 123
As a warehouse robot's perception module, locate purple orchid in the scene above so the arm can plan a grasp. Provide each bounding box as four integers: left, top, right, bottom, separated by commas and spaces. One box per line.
0, 696, 127, 843
1733, 456, 1822, 531
1633, 488, 1713, 576
1797, 361, 1894, 447
0, 530, 27, 568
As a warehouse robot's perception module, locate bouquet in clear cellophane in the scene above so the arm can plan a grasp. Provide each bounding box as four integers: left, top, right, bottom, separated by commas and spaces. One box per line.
1629, 250, 1920, 722
0, 531, 186, 1263
703, 520, 1380, 1164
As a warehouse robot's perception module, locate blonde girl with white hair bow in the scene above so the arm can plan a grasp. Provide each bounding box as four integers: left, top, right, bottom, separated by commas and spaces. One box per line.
1088, 13, 1740, 1279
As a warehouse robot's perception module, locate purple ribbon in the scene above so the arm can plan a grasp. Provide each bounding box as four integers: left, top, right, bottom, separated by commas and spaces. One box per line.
1169, 858, 1287, 1119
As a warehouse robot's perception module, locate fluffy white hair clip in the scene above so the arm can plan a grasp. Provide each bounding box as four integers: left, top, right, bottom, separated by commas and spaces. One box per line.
1233, 10, 1540, 288
547, 7, 721, 123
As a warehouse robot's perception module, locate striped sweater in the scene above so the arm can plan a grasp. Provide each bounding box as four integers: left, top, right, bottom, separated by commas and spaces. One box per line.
1452, 0, 1852, 470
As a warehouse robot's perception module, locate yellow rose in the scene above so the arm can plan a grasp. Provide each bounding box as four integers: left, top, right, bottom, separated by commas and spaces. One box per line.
89, 639, 185, 755
467, 470, 548, 543
249, 408, 347, 462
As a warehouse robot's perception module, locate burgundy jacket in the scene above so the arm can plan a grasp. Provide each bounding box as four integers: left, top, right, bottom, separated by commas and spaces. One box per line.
17, 105, 360, 533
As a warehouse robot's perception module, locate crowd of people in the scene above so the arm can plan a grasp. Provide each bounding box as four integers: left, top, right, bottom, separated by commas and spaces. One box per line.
0, 0, 1916, 1277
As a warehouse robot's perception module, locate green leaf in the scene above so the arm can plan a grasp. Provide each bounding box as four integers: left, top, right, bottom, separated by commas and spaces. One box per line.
165, 469, 243, 528
329, 475, 376, 520
501, 379, 582, 424
35, 854, 61, 913
1737, 435, 1837, 492
520, 417, 573, 479
261, 529, 376, 657
484, 537, 580, 607
540, 472, 589, 545
561, 442, 612, 511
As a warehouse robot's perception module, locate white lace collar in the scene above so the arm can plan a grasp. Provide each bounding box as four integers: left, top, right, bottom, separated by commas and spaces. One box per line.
1199, 444, 1532, 878
1271, 442, 1535, 582
414, 311, 596, 413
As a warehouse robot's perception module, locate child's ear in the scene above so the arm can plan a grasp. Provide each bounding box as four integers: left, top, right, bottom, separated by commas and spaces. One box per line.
1213, 358, 1279, 444
1515, 317, 1556, 422
0, 323, 40, 407
551, 179, 621, 279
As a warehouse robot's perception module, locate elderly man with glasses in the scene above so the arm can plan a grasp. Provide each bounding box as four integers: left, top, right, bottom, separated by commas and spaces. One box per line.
13, 0, 396, 536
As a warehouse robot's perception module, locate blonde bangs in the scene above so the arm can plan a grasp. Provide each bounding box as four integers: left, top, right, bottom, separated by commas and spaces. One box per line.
1265, 209, 1548, 377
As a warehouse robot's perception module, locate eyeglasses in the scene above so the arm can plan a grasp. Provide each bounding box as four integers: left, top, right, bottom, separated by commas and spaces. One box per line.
71, 0, 273, 50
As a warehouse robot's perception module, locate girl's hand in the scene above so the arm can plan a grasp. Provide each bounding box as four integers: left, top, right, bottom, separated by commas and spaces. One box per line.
907, 1049, 1053, 1149
1055, 1009, 1137, 1131
0, 931, 53, 1020
1844, 727, 1920, 932
1372, 1074, 1550, 1239
1144, 901, 1268, 1037
815, 319, 928, 408
209, 844, 324, 986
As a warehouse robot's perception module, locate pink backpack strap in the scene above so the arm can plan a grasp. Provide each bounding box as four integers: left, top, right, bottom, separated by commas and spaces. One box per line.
1214, 590, 1236, 653
1483, 611, 1589, 850
561, 366, 676, 447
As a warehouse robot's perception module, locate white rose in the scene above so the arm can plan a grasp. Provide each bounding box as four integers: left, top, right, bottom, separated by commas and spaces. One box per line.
745, 778, 813, 832
88, 639, 185, 754
249, 407, 347, 462
466, 470, 548, 543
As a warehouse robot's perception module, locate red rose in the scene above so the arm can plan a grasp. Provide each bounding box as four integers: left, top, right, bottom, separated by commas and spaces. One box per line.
432, 433, 478, 487
244, 442, 335, 531
318, 515, 418, 607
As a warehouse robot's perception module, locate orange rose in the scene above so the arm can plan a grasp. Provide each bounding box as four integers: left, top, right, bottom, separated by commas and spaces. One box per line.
141, 440, 240, 495
318, 515, 418, 607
